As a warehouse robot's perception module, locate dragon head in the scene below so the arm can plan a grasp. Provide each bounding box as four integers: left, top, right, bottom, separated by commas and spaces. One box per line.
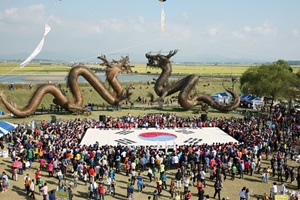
145, 50, 178, 70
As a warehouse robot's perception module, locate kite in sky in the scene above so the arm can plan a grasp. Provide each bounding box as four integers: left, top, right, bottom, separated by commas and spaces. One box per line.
161, 8, 165, 32
20, 24, 51, 68
159, 0, 167, 2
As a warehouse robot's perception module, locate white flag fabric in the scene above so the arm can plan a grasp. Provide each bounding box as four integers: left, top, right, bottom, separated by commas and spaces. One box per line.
161, 8, 165, 32
20, 24, 51, 68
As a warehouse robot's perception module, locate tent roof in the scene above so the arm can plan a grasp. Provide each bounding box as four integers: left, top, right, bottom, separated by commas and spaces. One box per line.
0, 120, 17, 137
212, 92, 230, 98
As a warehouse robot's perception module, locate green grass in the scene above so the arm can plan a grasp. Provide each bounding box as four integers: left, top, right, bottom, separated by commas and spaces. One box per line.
0, 62, 251, 75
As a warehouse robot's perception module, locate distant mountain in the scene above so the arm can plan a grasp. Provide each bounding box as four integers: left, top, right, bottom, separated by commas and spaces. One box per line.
1, 51, 300, 65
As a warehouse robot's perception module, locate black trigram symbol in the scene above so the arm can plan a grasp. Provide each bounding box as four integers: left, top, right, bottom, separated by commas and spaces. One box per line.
115, 138, 137, 145
175, 129, 195, 134
184, 138, 203, 145
115, 130, 134, 135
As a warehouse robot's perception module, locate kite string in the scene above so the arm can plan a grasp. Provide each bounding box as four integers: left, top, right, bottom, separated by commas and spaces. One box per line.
46, 0, 59, 25
73, 37, 162, 63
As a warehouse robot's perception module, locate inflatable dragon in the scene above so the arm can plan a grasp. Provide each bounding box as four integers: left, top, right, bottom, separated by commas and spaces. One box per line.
0, 56, 132, 118
145, 50, 240, 112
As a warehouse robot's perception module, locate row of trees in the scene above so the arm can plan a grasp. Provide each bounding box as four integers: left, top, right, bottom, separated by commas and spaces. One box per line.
240, 60, 300, 110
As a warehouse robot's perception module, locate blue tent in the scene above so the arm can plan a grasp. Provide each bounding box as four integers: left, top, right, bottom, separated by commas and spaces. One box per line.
0, 120, 17, 138
212, 92, 232, 104
240, 94, 264, 109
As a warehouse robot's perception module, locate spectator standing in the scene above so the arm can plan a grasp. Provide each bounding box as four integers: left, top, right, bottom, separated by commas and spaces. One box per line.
153, 190, 159, 200
98, 183, 105, 200
88, 182, 94, 200
198, 186, 205, 200
245, 188, 251, 200
40, 183, 48, 200
49, 190, 55, 200
161, 172, 167, 190
169, 178, 175, 199
185, 190, 192, 200
239, 187, 246, 200
175, 169, 183, 188
280, 182, 286, 195
127, 183, 134, 199
213, 180, 222, 200
183, 176, 190, 194
231, 165, 237, 180
29, 179, 35, 199
200, 168, 206, 187
25, 176, 31, 195
271, 182, 278, 199
147, 168, 153, 183
137, 172, 143, 193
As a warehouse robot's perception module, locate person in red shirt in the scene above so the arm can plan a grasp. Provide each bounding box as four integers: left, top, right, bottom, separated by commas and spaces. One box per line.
98, 183, 105, 200
39, 157, 46, 171
89, 167, 95, 183
185, 190, 192, 200
35, 169, 41, 185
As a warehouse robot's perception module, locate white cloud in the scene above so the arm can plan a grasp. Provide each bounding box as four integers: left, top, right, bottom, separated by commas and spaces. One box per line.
244, 26, 252, 32
207, 28, 218, 36
232, 31, 246, 40
243, 21, 277, 36
292, 28, 299, 37
0, 4, 45, 24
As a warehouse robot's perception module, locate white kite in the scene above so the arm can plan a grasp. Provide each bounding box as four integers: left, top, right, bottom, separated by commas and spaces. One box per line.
20, 24, 51, 68
161, 8, 165, 32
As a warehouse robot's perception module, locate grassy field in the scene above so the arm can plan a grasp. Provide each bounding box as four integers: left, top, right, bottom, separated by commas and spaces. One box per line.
0, 62, 252, 76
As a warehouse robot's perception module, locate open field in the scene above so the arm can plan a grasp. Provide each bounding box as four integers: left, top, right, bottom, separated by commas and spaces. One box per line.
1, 62, 300, 76
0, 62, 252, 76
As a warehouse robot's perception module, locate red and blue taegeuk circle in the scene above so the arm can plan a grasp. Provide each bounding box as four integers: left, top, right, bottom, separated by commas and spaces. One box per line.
138, 132, 177, 141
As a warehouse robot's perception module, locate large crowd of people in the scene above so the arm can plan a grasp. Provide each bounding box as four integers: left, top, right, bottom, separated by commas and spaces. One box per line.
0, 106, 300, 200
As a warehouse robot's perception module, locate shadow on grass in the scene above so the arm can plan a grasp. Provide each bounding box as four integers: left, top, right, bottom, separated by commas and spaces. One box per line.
11, 185, 33, 200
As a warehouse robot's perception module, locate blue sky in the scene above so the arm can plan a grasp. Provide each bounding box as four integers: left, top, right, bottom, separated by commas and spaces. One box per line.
1, 0, 300, 63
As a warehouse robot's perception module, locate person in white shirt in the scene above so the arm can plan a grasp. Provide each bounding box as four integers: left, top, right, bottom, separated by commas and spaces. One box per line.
280, 182, 286, 195
29, 179, 35, 199
183, 176, 190, 194
239, 187, 246, 200
200, 169, 206, 187
271, 182, 278, 199
106, 175, 112, 194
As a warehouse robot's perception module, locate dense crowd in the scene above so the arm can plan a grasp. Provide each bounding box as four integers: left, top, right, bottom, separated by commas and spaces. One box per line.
0, 107, 300, 200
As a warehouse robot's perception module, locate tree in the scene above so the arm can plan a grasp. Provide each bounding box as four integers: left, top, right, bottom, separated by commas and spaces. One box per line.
240, 60, 299, 112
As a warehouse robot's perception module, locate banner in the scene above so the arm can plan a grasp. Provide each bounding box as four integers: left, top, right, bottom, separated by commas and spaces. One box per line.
275, 195, 289, 200
20, 24, 51, 68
